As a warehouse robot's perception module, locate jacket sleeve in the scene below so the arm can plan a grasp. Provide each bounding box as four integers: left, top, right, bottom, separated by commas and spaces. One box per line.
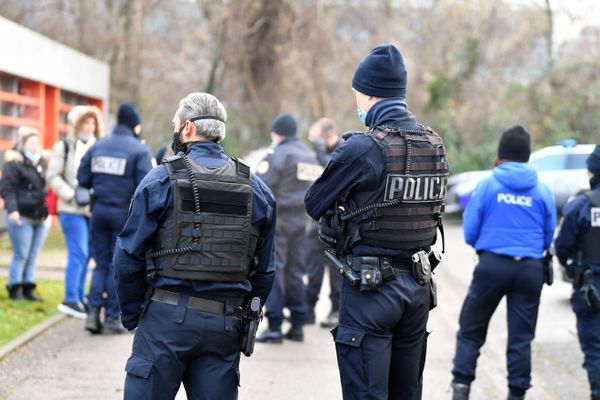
76, 146, 94, 189
462, 180, 487, 247
0, 162, 20, 213
554, 196, 586, 265
246, 176, 276, 305
113, 170, 167, 330
255, 153, 281, 194
46, 141, 75, 201
542, 187, 557, 250
134, 150, 154, 188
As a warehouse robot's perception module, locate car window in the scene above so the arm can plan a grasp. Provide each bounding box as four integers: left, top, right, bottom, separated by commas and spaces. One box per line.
530, 154, 566, 171
565, 154, 588, 169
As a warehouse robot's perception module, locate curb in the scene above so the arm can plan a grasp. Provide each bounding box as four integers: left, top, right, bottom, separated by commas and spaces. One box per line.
0, 313, 67, 361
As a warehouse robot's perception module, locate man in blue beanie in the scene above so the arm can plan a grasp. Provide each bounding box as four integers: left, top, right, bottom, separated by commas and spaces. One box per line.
305, 44, 449, 399
555, 144, 600, 400
77, 102, 153, 334
256, 112, 321, 343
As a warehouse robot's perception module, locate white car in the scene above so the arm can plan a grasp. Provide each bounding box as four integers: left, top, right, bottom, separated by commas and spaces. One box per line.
445, 142, 595, 214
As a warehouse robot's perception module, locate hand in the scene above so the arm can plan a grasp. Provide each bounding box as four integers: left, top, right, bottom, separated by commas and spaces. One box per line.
8, 211, 21, 224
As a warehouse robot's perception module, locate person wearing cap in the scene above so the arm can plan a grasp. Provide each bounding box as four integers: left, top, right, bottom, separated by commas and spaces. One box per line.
0, 127, 50, 301
113, 93, 276, 399
450, 126, 556, 400
305, 44, 449, 399
48, 105, 104, 317
77, 102, 153, 334
554, 144, 600, 400
255, 113, 321, 344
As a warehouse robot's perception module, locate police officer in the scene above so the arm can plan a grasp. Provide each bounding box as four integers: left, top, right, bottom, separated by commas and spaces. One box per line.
304, 118, 343, 327
77, 103, 153, 334
305, 44, 448, 399
450, 126, 556, 400
255, 113, 320, 343
113, 93, 276, 400
554, 144, 600, 400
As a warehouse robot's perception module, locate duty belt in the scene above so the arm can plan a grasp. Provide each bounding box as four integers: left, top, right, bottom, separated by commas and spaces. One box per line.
350, 255, 412, 280
151, 288, 243, 320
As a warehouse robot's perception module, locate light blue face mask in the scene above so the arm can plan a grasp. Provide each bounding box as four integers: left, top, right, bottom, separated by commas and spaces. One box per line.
24, 151, 41, 164
357, 106, 367, 123
78, 133, 91, 142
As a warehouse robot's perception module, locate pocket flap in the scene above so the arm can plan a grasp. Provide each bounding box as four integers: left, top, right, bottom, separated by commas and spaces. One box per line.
333, 325, 365, 347
125, 353, 153, 379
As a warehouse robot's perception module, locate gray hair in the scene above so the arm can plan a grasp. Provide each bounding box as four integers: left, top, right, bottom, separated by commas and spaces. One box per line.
177, 92, 227, 141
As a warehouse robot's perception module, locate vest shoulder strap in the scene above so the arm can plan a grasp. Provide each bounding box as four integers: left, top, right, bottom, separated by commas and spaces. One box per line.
585, 190, 600, 207
232, 157, 251, 180
164, 153, 186, 175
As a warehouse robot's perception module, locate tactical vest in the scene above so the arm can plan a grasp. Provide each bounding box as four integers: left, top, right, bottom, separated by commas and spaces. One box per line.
581, 190, 600, 265
146, 154, 259, 282
342, 125, 449, 250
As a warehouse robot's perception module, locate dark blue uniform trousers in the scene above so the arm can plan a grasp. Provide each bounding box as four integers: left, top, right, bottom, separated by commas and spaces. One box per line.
89, 204, 127, 318
124, 300, 241, 400
573, 276, 600, 397
334, 272, 430, 400
304, 220, 341, 312
265, 214, 307, 328
452, 252, 543, 395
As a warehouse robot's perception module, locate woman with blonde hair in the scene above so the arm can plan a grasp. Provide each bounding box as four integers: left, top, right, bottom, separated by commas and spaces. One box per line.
47, 105, 104, 317
0, 127, 50, 300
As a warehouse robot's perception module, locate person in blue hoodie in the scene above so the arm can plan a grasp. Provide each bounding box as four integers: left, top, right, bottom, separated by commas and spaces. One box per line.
554, 145, 600, 400
77, 103, 153, 334
451, 126, 556, 400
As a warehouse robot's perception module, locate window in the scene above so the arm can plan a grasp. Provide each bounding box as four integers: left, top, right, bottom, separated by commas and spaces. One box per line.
565, 153, 589, 169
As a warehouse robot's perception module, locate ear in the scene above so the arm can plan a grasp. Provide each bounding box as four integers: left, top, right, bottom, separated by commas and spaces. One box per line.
494, 158, 501, 167
181, 121, 196, 142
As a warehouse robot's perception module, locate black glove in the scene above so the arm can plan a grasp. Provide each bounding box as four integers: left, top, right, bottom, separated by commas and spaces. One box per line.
580, 270, 600, 312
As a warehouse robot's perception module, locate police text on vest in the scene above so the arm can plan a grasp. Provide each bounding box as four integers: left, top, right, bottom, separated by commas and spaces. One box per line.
384, 174, 448, 203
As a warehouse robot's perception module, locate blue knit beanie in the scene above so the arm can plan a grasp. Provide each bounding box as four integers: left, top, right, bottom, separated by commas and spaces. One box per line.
271, 113, 297, 137
352, 44, 407, 98
117, 102, 141, 129
587, 145, 600, 175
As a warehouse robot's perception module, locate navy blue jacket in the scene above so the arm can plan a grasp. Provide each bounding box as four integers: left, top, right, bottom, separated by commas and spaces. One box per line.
256, 137, 319, 214
304, 98, 424, 256
555, 183, 600, 273
77, 124, 153, 208
113, 142, 277, 330
463, 162, 556, 259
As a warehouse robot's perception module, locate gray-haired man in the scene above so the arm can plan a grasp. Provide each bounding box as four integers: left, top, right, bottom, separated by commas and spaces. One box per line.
114, 92, 276, 399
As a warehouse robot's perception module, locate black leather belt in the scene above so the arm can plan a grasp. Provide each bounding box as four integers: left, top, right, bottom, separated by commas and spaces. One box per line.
151, 288, 243, 320
350, 256, 412, 275
479, 251, 537, 262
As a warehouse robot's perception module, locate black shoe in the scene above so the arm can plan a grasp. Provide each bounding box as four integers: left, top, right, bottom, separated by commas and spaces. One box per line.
57, 301, 87, 319
507, 395, 524, 400
6, 284, 23, 301
508, 388, 525, 400
21, 283, 42, 302
103, 317, 128, 334
305, 309, 316, 325
256, 328, 283, 344
452, 383, 470, 400
85, 306, 102, 334
320, 310, 339, 328
284, 326, 304, 342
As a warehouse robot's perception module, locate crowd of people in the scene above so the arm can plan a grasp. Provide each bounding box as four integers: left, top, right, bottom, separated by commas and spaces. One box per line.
0, 43, 598, 400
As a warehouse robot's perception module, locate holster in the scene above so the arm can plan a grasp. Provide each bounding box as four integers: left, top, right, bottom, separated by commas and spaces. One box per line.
240, 297, 262, 357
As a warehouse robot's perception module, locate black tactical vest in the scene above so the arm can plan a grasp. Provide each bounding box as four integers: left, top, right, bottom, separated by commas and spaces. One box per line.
146, 154, 259, 282
342, 125, 449, 250
581, 190, 600, 265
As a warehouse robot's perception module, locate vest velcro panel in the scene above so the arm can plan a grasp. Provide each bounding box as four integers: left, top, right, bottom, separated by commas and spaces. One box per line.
581, 190, 600, 265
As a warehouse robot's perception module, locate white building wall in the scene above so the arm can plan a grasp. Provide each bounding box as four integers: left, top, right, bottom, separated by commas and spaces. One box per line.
0, 16, 109, 103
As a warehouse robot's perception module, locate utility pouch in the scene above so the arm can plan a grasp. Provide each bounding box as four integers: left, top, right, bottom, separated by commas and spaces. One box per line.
411, 250, 432, 286
352, 256, 383, 292
542, 251, 554, 286
580, 270, 600, 312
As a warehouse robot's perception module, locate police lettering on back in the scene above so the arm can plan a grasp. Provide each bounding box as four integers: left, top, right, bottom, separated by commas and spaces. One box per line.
385, 173, 447, 202
592, 207, 600, 227
497, 193, 533, 207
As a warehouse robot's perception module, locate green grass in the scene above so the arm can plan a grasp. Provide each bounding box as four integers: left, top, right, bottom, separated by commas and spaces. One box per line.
0, 279, 63, 347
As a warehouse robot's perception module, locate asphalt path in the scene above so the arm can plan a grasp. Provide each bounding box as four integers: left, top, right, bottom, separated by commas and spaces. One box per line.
0, 220, 589, 399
